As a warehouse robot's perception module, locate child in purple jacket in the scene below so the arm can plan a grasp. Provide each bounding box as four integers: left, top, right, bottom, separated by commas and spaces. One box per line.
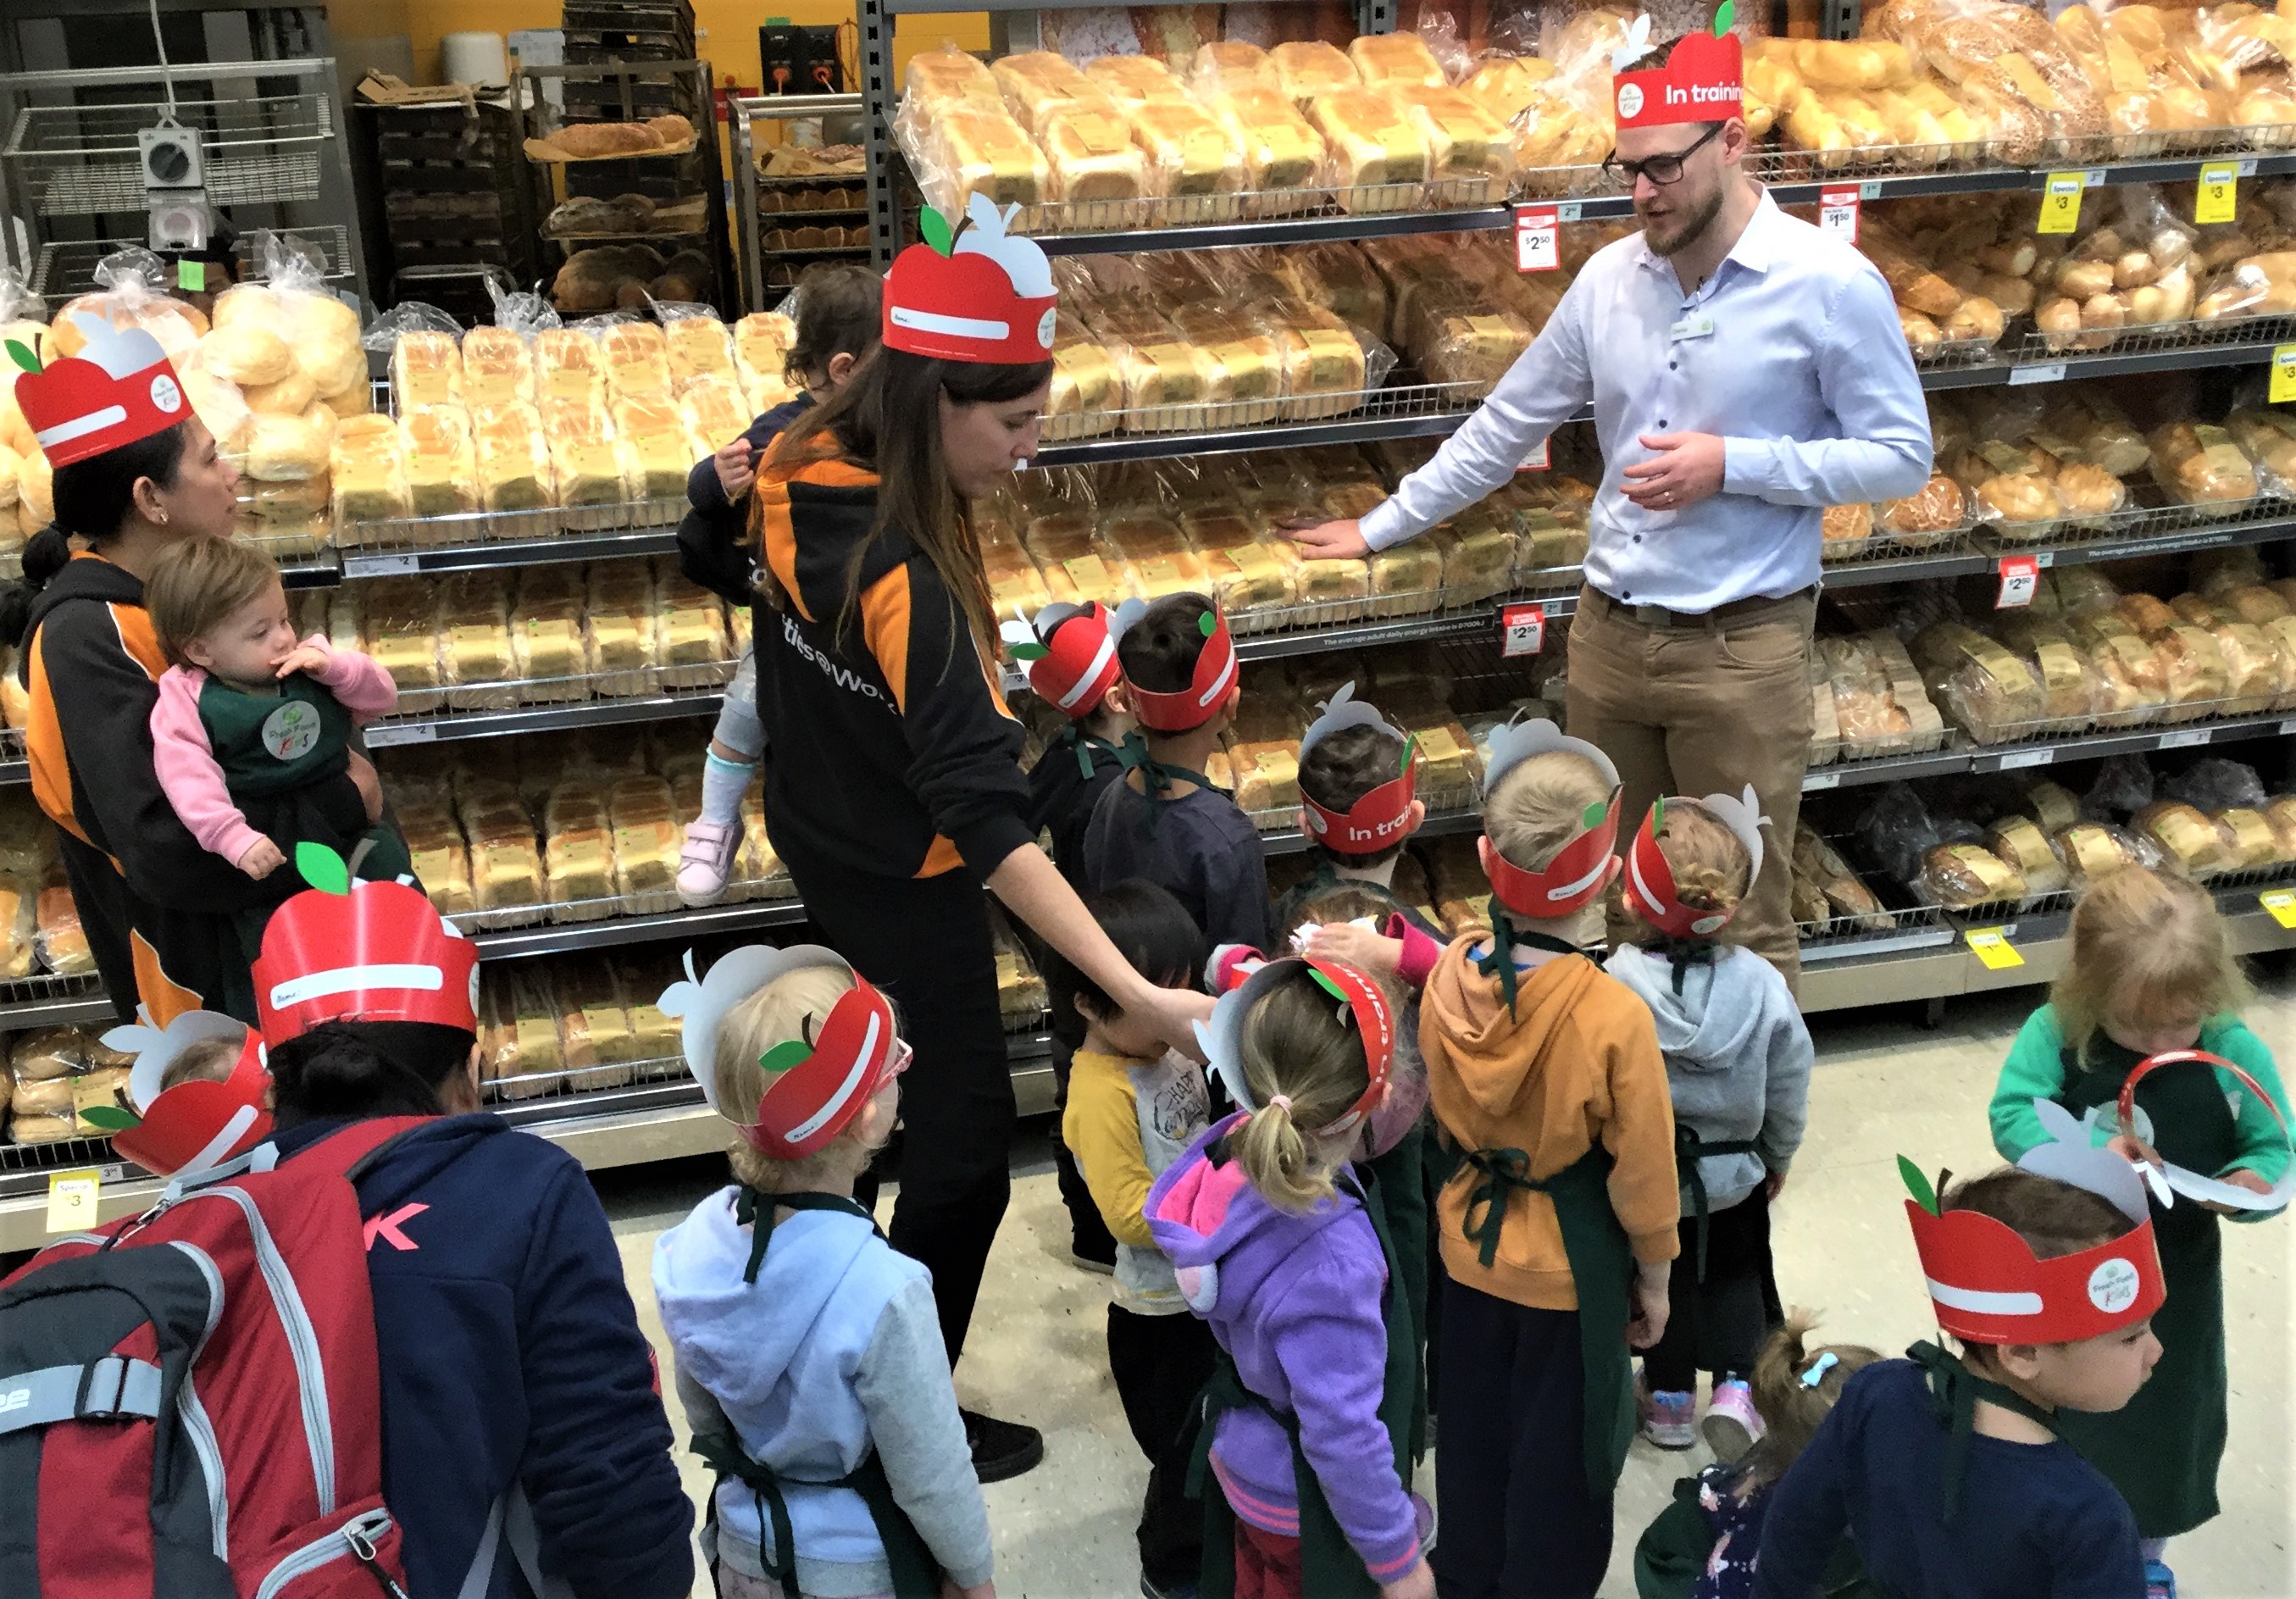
1145, 957, 1434, 1599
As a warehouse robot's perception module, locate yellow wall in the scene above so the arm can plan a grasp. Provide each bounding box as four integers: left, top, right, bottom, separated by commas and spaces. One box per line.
339, 2, 986, 98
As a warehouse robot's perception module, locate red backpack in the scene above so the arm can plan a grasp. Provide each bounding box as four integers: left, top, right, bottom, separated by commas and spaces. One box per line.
0, 1119, 425, 1597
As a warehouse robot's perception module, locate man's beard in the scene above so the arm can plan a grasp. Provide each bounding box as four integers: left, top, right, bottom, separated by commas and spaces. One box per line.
1639, 182, 1725, 258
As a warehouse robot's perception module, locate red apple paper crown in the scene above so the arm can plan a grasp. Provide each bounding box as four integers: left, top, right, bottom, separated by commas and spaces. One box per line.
657, 944, 906, 1158
1611, 4, 1744, 132
1298, 682, 1419, 857
251, 843, 480, 1047
1112, 597, 1240, 732
1008, 601, 1121, 718
8, 315, 190, 468
884, 192, 1059, 364
1199, 956, 1394, 1139
1621, 786, 1770, 938
79, 1008, 271, 1180
1900, 1101, 2166, 1346
1480, 717, 1623, 917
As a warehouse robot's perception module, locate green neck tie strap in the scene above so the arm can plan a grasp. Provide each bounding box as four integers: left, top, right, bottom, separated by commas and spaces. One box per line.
734, 1188, 881, 1285
1906, 1339, 2058, 1518
1473, 897, 1586, 1017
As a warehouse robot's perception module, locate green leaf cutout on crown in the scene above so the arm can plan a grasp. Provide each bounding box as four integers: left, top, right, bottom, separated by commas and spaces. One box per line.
1010, 641, 1050, 661
4, 340, 38, 376
1399, 732, 1418, 775
759, 1038, 812, 1076
78, 1104, 141, 1131
918, 207, 956, 257
1714, 0, 1737, 36
296, 841, 352, 897
1898, 1153, 1941, 1216
1307, 967, 1350, 1005
1198, 612, 1217, 639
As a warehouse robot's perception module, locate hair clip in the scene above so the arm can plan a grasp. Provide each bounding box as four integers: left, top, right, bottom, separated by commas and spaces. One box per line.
1800, 1352, 1838, 1388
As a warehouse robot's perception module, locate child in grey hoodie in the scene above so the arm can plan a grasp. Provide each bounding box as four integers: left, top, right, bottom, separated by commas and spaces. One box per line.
1606, 790, 1811, 1463
652, 946, 995, 1599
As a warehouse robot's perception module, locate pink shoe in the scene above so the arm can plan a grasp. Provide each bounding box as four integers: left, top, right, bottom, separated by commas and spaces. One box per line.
677, 818, 742, 907
1643, 1388, 1696, 1449
1703, 1378, 1764, 1463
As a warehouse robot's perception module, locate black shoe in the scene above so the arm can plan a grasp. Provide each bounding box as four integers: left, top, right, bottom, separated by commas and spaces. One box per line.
962, 1408, 1045, 1483
1141, 1577, 1200, 1599
1071, 1242, 1116, 1275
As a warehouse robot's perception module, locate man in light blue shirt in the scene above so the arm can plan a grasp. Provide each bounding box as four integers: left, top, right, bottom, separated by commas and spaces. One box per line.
1295, 51, 1930, 988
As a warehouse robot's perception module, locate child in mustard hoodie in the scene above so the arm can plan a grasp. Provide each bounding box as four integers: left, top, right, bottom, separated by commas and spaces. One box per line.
1419, 719, 1680, 1599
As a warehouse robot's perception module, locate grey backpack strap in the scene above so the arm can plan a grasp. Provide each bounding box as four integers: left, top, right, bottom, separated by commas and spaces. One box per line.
506, 1480, 577, 1599
454, 1490, 507, 1599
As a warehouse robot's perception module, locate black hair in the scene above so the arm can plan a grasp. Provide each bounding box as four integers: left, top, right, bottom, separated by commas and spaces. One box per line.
785, 263, 884, 386
0, 421, 191, 647
1300, 721, 1412, 868
267, 1019, 477, 1130
1116, 591, 1224, 733
1042, 879, 1204, 1030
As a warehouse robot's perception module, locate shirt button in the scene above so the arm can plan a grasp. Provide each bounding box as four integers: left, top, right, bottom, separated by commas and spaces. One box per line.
1660, 420, 1669, 427
1669, 361, 1678, 370
1633, 535, 1643, 543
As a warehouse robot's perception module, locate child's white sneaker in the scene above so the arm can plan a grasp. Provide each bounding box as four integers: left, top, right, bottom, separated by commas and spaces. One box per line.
677, 818, 742, 907
1702, 1377, 1764, 1462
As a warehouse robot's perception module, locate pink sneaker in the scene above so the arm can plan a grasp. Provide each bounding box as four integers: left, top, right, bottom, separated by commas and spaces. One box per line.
1703, 1378, 1764, 1462
1642, 1388, 1696, 1449
677, 818, 742, 907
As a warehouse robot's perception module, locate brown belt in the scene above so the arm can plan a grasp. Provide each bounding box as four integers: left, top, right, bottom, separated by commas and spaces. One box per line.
1579, 584, 1817, 631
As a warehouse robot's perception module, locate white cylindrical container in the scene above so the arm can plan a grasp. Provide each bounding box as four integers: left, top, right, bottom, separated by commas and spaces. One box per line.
440, 31, 510, 86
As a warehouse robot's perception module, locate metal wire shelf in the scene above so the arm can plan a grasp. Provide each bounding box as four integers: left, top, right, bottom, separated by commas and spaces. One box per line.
30, 225, 352, 306
363, 670, 735, 745
1821, 523, 1970, 569
3, 94, 336, 216
484, 1050, 689, 1104
447, 868, 797, 935
1752, 140, 1999, 182
336, 497, 689, 552
1795, 898, 1955, 962
2013, 311, 2296, 366
1004, 174, 1513, 236
1911, 338, 2005, 369
1968, 493, 2295, 553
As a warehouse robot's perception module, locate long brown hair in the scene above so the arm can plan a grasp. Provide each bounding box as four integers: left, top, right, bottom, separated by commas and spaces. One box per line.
2054, 865, 2248, 1062
1233, 966, 1378, 1213
763, 346, 1052, 656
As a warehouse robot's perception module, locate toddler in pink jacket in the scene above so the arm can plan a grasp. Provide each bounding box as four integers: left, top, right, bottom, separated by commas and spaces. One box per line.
143, 537, 408, 898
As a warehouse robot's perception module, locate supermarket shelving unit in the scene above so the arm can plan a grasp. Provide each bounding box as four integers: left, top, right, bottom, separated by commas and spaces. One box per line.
10, 8, 2296, 1246
728, 92, 870, 313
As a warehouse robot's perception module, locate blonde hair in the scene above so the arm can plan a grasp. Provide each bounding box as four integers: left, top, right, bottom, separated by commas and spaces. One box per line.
713, 965, 893, 1192
1484, 750, 1612, 873
1640, 798, 1752, 930
2055, 865, 2248, 1062
1232, 966, 1377, 1213
1739, 1310, 1883, 1491
144, 535, 282, 669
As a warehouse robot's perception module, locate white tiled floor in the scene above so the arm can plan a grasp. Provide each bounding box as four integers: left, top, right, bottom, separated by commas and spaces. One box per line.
605, 974, 2296, 1598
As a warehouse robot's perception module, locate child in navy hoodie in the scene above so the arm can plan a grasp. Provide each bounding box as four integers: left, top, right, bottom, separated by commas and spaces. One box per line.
652, 945, 995, 1599
676, 264, 880, 906
1146, 958, 1433, 1599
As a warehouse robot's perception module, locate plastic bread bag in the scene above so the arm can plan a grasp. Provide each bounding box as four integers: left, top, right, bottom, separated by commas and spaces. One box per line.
1916, 841, 2029, 910
2166, 593, 2281, 712
46, 247, 208, 365
2193, 247, 2296, 320
2221, 405, 2296, 496
1088, 305, 1224, 433
2133, 798, 2233, 878
2049, 563, 2122, 618
358, 576, 445, 713
360, 300, 462, 353
1946, 442, 2068, 533
1988, 611, 2105, 730
1856, 781, 1943, 887
2051, 821, 2158, 888
2080, 752, 2157, 823
2061, 608, 2170, 728
2026, 389, 2150, 480
2162, 754, 2270, 813
1247, 242, 1391, 346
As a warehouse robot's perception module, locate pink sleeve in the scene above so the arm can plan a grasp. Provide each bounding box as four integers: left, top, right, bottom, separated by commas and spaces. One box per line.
305, 635, 399, 725
149, 667, 267, 867
1384, 914, 1443, 994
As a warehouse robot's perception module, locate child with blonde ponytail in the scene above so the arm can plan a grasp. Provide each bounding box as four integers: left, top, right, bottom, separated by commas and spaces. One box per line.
1633, 1313, 1882, 1599
1145, 958, 1434, 1599
1606, 791, 1812, 1457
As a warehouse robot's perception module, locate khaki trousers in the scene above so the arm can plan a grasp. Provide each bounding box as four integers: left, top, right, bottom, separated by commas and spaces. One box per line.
1564, 585, 1816, 995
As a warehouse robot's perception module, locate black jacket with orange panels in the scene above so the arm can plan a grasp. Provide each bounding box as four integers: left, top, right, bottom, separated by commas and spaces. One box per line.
751, 456, 1034, 882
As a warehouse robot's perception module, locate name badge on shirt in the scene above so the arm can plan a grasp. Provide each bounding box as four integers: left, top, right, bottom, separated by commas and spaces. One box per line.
1669, 313, 1716, 342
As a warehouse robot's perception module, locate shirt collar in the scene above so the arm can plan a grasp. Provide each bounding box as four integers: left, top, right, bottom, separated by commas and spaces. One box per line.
1633, 183, 1783, 283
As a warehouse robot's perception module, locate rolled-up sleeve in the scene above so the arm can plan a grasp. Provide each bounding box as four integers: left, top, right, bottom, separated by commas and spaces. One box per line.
1362, 278, 1595, 551
1722, 264, 1932, 508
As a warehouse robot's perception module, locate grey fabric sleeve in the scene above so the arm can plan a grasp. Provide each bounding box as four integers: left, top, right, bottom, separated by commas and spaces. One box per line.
1758, 974, 1814, 1175
853, 1275, 995, 1590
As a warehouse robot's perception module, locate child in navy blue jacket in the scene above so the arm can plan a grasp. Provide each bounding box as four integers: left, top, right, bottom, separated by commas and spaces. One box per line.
265, 1022, 693, 1599
677, 263, 881, 907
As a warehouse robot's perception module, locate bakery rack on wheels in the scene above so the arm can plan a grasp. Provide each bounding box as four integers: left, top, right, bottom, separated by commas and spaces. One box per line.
349, 92, 546, 329
512, 59, 739, 322
13, 13, 2296, 1247
0, 57, 367, 310
729, 92, 871, 312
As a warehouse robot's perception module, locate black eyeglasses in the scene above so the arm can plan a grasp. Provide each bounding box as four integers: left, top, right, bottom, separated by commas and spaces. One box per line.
1603, 123, 1722, 188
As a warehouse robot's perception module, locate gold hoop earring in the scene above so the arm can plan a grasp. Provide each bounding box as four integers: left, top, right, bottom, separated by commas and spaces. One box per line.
156, 510, 169, 525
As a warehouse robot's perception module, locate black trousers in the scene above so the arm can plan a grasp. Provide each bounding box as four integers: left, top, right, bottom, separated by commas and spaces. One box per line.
1434, 1280, 1612, 1599
1108, 1305, 1217, 1588
780, 849, 1015, 1369
1641, 1187, 1774, 1394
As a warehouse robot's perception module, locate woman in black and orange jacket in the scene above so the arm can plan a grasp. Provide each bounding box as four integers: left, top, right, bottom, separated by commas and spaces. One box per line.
0, 417, 300, 1024
744, 222, 1211, 1485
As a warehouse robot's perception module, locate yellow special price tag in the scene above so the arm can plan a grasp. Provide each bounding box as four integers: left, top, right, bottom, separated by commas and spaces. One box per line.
2038, 172, 2084, 235
2196, 160, 2239, 225
2261, 890, 2296, 930
1965, 926, 2026, 970
2271, 345, 2296, 404
45, 1168, 101, 1234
